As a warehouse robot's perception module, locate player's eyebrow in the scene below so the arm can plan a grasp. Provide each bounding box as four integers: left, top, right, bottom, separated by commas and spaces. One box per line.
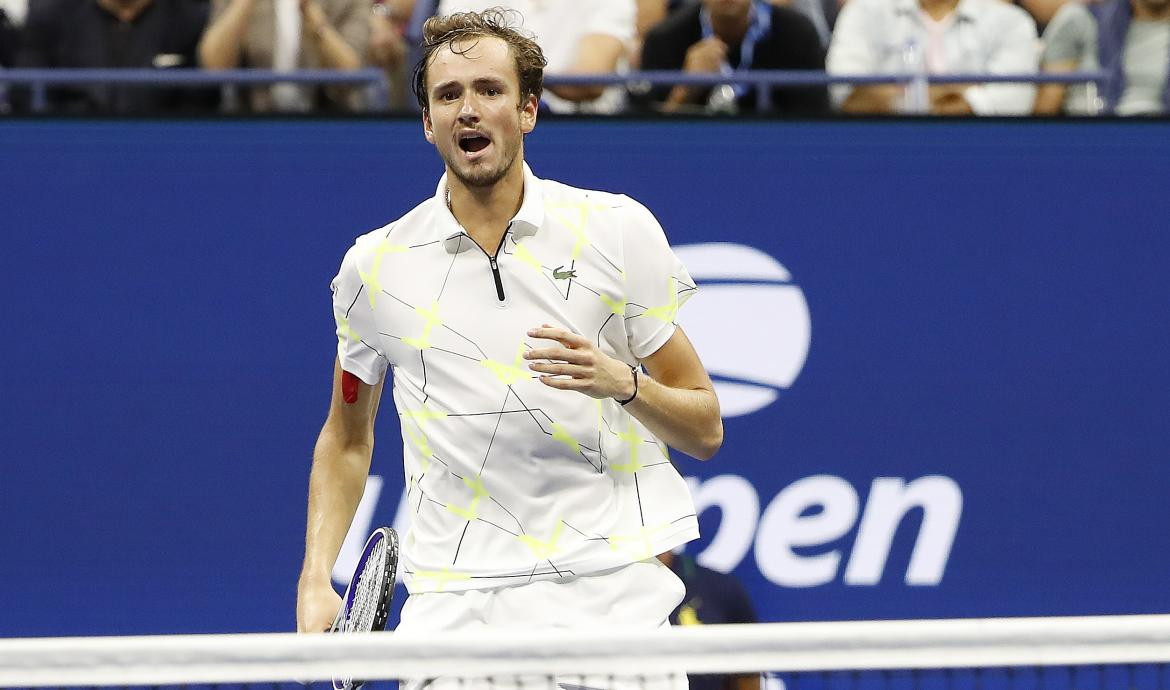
431, 77, 509, 95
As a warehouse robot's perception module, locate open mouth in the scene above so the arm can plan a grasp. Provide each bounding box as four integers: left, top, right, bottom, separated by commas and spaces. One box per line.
458, 132, 492, 157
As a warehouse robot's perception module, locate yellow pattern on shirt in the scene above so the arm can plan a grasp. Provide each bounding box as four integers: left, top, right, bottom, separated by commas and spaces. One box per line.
358, 239, 408, 308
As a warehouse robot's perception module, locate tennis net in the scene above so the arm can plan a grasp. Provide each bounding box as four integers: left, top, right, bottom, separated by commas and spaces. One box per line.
3, 614, 1170, 690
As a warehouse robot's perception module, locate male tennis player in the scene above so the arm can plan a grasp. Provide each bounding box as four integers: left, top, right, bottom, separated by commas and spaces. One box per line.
296, 7, 722, 671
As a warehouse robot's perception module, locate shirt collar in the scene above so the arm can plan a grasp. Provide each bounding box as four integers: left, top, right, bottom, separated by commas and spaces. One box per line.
896, 0, 977, 23
434, 162, 545, 254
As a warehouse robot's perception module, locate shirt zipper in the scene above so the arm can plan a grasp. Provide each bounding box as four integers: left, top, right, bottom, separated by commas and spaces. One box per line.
473, 223, 511, 304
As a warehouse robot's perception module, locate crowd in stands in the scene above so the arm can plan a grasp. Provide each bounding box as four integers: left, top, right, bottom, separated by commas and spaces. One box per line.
0, 0, 1167, 115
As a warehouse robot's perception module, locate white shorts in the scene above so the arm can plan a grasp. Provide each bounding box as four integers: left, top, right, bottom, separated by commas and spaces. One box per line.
397, 559, 688, 690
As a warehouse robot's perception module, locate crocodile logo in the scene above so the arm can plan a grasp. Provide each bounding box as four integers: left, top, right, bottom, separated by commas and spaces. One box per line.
553, 265, 577, 280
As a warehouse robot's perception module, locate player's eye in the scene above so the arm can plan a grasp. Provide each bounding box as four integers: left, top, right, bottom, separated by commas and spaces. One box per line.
484, 87, 501, 97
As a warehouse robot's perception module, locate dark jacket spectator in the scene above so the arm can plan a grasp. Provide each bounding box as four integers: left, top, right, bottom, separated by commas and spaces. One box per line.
661, 552, 760, 690
639, 0, 828, 115
16, 0, 216, 113
0, 8, 16, 68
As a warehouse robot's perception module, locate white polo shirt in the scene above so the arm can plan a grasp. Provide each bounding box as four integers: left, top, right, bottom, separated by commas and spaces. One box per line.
331, 163, 700, 594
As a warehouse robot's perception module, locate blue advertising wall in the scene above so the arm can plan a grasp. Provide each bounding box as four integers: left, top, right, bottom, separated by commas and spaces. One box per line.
1, 119, 1168, 637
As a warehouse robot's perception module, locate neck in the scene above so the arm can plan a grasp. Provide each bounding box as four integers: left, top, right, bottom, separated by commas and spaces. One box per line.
710, 8, 751, 44
96, 0, 151, 21
1133, 0, 1170, 21
447, 160, 526, 253
919, 0, 958, 21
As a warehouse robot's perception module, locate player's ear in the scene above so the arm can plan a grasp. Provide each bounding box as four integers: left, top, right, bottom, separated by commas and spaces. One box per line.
422, 109, 436, 144
519, 94, 538, 134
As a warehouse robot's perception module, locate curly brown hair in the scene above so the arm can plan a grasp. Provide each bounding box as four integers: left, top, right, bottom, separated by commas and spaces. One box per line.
411, 8, 548, 113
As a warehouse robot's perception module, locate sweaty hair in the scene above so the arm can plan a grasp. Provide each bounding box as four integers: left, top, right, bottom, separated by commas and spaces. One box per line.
411, 8, 547, 113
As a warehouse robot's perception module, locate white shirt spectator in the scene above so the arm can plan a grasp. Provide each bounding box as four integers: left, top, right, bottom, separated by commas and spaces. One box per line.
0, 0, 26, 25
827, 0, 1039, 115
437, 0, 636, 113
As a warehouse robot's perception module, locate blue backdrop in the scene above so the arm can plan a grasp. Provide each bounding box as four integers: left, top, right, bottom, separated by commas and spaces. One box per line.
2, 119, 1168, 637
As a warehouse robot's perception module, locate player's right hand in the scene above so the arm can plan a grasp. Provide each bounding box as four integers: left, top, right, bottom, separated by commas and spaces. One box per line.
297, 580, 343, 633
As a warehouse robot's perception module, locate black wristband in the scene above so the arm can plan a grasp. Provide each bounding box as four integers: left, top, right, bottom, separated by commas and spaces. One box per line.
616, 365, 639, 406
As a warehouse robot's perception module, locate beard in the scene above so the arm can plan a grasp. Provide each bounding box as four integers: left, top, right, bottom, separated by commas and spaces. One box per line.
445, 133, 521, 189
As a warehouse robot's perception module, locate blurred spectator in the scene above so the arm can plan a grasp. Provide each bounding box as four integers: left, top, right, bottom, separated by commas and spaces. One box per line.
1091, 0, 1170, 115
0, 0, 24, 66
0, 5, 14, 113
1029, 0, 1099, 114
367, 0, 411, 109
0, 8, 15, 69
767, 0, 830, 47
659, 551, 760, 690
436, 0, 636, 113
16, 0, 217, 114
198, 0, 370, 112
639, 0, 829, 115
827, 0, 1039, 115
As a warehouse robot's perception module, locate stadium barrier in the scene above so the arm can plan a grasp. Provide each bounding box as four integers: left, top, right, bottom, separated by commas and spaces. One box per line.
0, 69, 1109, 114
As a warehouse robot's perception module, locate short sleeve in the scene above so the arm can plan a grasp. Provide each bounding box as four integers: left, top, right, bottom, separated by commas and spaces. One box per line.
620, 198, 697, 360
331, 242, 389, 385
1041, 3, 1097, 66
585, 0, 636, 44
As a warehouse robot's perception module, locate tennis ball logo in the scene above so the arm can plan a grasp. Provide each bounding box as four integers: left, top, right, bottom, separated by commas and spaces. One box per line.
674, 242, 810, 418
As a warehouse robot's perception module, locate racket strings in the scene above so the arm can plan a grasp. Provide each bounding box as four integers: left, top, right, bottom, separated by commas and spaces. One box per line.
344, 538, 388, 633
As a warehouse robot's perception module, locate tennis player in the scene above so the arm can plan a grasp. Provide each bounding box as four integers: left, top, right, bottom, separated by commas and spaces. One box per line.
297, 8, 722, 684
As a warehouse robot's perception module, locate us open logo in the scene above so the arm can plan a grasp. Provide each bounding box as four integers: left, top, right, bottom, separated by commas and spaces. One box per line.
674, 242, 811, 418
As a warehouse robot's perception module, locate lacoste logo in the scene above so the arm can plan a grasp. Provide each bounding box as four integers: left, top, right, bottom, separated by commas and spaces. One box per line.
553, 265, 577, 280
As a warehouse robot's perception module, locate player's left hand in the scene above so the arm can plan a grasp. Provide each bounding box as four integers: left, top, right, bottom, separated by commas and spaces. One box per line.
525, 324, 635, 401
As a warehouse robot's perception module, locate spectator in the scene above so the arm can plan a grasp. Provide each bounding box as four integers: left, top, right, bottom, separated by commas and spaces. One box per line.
768, 0, 830, 47
639, 0, 829, 115
198, 0, 370, 112
1091, 0, 1170, 115
0, 8, 15, 69
16, 0, 216, 114
367, 0, 412, 109
0, 0, 25, 67
659, 551, 760, 690
827, 0, 1039, 115
1028, 0, 1099, 115
436, 0, 636, 113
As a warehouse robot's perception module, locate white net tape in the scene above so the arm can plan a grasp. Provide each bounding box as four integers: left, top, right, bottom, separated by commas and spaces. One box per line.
3, 615, 1170, 687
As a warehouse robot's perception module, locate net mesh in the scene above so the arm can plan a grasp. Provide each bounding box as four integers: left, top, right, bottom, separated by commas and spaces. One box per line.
3, 615, 1169, 690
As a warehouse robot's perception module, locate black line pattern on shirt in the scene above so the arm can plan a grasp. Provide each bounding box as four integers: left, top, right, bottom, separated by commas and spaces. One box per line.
337, 212, 701, 589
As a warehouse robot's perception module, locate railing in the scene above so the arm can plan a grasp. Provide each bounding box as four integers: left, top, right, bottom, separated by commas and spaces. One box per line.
0, 68, 1109, 115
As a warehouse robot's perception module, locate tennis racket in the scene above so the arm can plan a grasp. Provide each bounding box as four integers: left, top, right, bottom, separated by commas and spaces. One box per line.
330, 526, 399, 690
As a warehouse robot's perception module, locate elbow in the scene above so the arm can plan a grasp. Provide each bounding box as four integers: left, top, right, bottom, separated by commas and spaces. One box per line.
198, 42, 228, 70
692, 417, 723, 461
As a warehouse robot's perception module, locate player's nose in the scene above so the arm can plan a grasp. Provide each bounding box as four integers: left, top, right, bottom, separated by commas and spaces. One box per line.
458, 96, 479, 122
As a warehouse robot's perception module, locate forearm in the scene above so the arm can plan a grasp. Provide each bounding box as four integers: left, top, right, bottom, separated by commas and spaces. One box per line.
547, 83, 607, 103
623, 371, 722, 461
299, 426, 374, 586
840, 85, 898, 114
198, 0, 255, 69
307, 22, 363, 71
662, 84, 704, 111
